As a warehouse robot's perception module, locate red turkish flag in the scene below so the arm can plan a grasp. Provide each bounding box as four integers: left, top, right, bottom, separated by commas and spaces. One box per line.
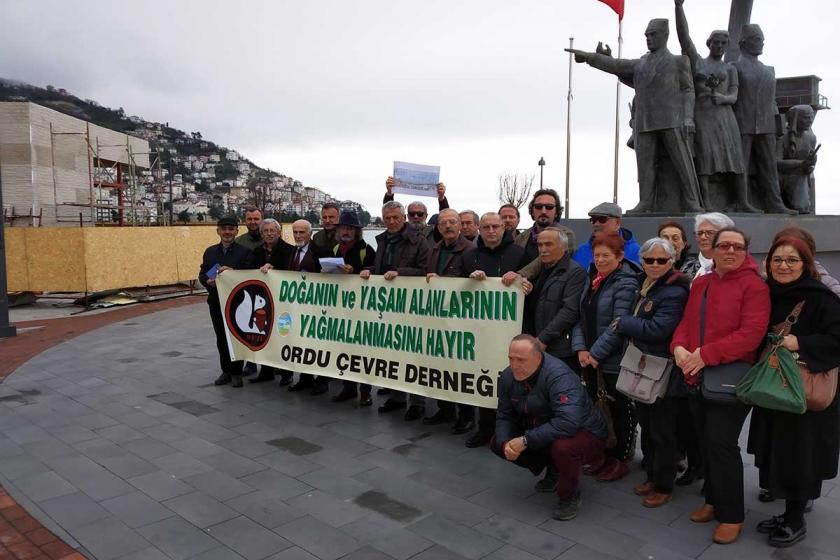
598, 0, 624, 20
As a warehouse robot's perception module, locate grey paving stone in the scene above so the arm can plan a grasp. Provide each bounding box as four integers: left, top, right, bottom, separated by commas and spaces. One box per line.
274, 515, 361, 560
215, 436, 277, 459
141, 423, 194, 443
238, 470, 312, 500
187, 547, 246, 560
119, 412, 164, 430
296, 468, 374, 500
115, 546, 171, 560
21, 438, 78, 460
200, 451, 267, 478
205, 516, 293, 560
480, 545, 545, 560
44, 453, 136, 501
342, 519, 434, 560
467, 488, 551, 526
48, 424, 99, 444
553, 544, 622, 559
224, 493, 305, 530
95, 423, 148, 444
163, 491, 240, 528
410, 467, 490, 500
129, 470, 195, 501
253, 451, 321, 477
166, 436, 226, 458
138, 516, 220, 560
0, 454, 51, 480
101, 491, 176, 529
474, 514, 574, 560
12, 469, 78, 502
150, 452, 215, 478
99, 453, 161, 479
263, 547, 319, 560
72, 516, 151, 560
121, 437, 179, 460
404, 544, 471, 560
184, 470, 255, 502
75, 413, 121, 430
38, 491, 112, 530
539, 515, 646, 559
336, 546, 396, 560
285, 490, 369, 528
407, 514, 503, 560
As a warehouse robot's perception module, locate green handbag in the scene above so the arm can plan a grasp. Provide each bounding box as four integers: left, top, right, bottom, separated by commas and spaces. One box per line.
735, 334, 807, 414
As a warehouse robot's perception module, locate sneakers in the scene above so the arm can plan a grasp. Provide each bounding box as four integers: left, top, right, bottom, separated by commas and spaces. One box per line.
535, 466, 559, 493
552, 491, 581, 521
422, 410, 456, 425
757, 515, 785, 534
768, 523, 806, 548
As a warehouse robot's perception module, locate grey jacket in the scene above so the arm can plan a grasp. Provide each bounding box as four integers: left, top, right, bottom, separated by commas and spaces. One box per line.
532, 254, 587, 358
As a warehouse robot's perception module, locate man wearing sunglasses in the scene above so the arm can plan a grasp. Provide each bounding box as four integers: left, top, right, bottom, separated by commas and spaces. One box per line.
572, 202, 640, 271
515, 189, 577, 263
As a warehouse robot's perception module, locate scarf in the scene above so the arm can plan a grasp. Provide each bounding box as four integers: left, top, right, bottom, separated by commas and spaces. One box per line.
384, 230, 404, 268
338, 241, 355, 257
591, 272, 607, 292
694, 252, 714, 280
633, 276, 657, 315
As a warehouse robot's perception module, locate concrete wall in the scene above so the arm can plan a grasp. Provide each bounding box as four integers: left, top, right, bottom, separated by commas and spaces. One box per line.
0, 102, 150, 227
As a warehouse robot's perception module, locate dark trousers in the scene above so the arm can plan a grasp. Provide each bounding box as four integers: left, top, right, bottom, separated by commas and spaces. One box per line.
694, 397, 751, 523
297, 373, 327, 388
437, 400, 474, 419
584, 370, 637, 462
677, 396, 704, 473
342, 380, 371, 395
491, 431, 605, 499
208, 299, 243, 375
635, 128, 702, 210
637, 397, 680, 493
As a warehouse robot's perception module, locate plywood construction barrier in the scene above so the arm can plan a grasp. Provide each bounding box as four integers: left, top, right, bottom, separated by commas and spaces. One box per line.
5, 224, 293, 293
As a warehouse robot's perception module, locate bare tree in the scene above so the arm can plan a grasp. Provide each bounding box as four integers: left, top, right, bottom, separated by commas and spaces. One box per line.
247, 176, 271, 211
497, 173, 535, 209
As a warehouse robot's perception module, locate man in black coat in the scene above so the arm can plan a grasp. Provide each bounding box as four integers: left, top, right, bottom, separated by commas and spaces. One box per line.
199, 216, 253, 388
362, 201, 431, 420
522, 228, 586, 372
462, 212, 530, 447
493, 335, 607, 521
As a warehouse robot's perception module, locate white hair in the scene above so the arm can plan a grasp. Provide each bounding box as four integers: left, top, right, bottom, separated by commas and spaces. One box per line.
541, 227, 569, 249
260, 218, 281, 233
640, 237, 676, 260
694, 212, 734, 232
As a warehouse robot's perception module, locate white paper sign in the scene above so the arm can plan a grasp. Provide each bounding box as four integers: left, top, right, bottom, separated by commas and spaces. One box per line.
318, 257, 345, 274
393, 161, 440, 198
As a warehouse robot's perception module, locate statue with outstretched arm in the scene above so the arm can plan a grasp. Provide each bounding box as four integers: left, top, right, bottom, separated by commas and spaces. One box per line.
567, 18, 704, 214
675, 0, 757, 212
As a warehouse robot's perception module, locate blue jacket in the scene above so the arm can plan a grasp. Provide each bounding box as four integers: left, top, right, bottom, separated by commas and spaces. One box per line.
495, 353, 607, 450
571, 260, 641, 374
615, 268, 690, 359
573, 227, 640, 270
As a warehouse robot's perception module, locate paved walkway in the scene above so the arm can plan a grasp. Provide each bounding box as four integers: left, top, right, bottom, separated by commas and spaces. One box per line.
0, 303, 838, 560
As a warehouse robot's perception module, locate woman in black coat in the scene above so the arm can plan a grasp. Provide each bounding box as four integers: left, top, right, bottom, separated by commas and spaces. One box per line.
571, 232, 641, 482
614, 238, 690, 507
747, 236, 840, 548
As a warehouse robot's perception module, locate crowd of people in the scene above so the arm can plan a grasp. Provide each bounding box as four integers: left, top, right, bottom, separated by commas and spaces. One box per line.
197, 179, 840, 549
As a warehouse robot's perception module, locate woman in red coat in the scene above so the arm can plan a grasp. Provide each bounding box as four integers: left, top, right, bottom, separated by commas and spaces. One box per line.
670, 227, 770, 545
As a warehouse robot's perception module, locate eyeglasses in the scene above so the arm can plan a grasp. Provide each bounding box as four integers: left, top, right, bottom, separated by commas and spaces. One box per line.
533, 204, 556, 211
714, 242, 746, 252
407, 211, 426, 218
695, 229, 717, 238
770, 256, 803, 267
589, 216, 609, 224
642, 257, 671, 265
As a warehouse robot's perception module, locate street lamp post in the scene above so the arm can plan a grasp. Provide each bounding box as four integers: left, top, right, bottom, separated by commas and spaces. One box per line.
538, 157, 545, 189
0, 160, 18, 338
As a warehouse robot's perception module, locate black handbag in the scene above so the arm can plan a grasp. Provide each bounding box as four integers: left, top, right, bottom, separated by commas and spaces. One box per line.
698, 286, 752, 404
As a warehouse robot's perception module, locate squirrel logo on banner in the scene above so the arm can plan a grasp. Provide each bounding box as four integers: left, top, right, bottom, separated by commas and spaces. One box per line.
224, 280, 274, 351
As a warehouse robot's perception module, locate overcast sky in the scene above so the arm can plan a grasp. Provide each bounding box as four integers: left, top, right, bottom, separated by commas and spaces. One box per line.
3, 0, 837, 222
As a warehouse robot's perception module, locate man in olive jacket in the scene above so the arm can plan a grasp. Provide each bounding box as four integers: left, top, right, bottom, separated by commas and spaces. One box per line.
493, 335, 607, 521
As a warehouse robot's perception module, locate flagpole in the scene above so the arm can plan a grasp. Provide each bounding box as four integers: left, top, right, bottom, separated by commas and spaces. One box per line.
564, 37, 574, 219
612, 18, 623, 204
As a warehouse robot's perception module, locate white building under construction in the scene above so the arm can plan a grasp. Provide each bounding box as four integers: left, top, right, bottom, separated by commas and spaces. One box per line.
0, 102, 151, 227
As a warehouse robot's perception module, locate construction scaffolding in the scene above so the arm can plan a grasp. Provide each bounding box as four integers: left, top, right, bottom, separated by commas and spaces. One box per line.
50, 124, 170, 226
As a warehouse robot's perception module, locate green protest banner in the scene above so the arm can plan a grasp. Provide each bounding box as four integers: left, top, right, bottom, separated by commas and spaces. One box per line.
216, 270, 524, 407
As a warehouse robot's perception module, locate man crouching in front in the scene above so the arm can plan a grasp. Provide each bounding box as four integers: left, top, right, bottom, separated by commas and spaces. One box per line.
492, 334, 608, 520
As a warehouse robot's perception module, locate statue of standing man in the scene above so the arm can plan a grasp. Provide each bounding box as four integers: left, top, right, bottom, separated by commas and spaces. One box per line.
732, 24, 797, 214
567, 19, 705, 214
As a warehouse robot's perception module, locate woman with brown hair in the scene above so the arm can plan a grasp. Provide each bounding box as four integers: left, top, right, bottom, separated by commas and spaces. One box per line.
571, 232, 641, 481
747, 236, 840, 548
